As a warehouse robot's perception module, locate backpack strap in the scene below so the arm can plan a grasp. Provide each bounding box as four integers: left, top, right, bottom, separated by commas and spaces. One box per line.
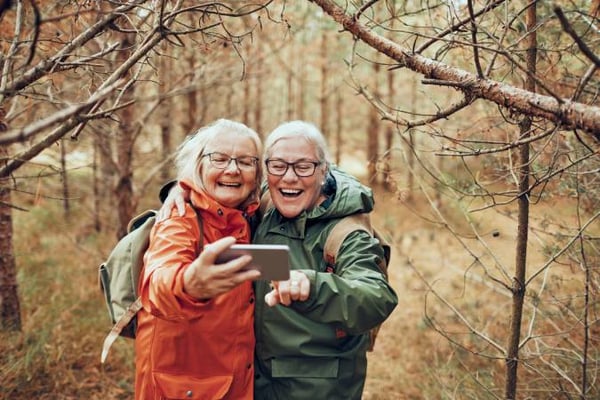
322, 213, 390, 352
100, 207, 203, 364
101, 297, 143, 363
323, 213, 390, 275
323, 213, 373, 271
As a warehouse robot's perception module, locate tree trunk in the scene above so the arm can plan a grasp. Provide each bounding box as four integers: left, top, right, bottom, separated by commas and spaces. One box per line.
0, 147, 21, 331
114, 32, 137, 239
287, 67, 294, 121
60, 139, 70, 216
92, 138, 101, 232
383, 65, 394, 192
367, 61, 380, 184
297, 57, 305, 120
382, 11, 396, 192
505, 3, 536, 399
320, 31, 328, 137
159, 109, 172, 182
199, 79, 207, 127
254, 66, 263, 134
243, 73, 251, 127
158, 47, 172, 182
591, 0, 600, 17
406, 77, 416, 200
226, 68, 234, 120
335, 91, 342, 166
185, 51, 198, 136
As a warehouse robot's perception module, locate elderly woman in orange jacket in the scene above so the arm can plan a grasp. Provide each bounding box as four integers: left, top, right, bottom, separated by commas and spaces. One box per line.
134, 119, 263, 400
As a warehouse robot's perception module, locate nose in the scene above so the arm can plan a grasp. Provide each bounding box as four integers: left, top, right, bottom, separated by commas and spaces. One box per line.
224, 159, 241, 173
281, 164, 298, 181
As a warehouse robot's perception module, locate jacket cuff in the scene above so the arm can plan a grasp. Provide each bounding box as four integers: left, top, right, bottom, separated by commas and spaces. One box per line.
174, 266, 212, 307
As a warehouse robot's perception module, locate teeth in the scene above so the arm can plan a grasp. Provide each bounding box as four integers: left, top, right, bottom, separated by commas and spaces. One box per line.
280, 188, 301, 196
220, 182, 240, 187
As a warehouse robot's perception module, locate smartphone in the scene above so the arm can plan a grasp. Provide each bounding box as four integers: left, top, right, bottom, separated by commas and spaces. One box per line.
215, 244, 291, 281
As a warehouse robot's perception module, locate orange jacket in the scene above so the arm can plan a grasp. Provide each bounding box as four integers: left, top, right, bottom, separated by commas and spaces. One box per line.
135, 181, 257, 400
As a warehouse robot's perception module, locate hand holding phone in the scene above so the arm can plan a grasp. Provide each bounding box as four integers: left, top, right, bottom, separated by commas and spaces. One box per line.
215, 244, 291, 281
184, 236, 260, 300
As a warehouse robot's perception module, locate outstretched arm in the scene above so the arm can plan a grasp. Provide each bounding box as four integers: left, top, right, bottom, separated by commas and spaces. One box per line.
141, 212, 260, 319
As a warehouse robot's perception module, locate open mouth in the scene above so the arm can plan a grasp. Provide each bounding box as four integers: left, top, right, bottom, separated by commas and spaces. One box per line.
218, 182, 241, 188
279, 188, 302, 198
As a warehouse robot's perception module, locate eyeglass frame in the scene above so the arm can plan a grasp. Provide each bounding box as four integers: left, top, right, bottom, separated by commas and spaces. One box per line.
265, 158, 323, 177
201, 152, 259, 171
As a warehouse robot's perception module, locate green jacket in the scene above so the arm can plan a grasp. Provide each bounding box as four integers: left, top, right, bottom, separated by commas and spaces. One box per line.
253, 168, 398, 400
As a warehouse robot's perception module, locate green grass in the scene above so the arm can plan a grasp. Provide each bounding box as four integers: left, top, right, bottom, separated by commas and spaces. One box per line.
2, 197, 135, 399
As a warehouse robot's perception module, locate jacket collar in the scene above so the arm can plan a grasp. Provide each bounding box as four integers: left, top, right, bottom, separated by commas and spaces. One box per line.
180, 179, 258, 240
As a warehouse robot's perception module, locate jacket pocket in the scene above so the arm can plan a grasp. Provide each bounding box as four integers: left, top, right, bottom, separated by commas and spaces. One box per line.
153, 372, 233, 399
271, 357, 339, 378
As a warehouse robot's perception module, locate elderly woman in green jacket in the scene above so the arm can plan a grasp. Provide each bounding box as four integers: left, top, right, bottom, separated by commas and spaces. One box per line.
160, 120, 398, 399
253, 120, 397, 399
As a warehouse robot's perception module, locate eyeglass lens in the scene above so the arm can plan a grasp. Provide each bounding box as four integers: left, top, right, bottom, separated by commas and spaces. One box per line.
205, 152, 257, 170
266, 160, 320, 177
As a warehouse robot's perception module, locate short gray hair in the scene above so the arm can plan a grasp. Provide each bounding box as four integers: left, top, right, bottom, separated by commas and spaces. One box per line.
175, 119, 263, 188
264, 120, 331, 164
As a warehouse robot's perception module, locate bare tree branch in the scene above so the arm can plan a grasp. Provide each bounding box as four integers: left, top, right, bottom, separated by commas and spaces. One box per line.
0, 1, 142, 101
554, 5, 600, 68
308, 0, 600, 141
0, 80, 122, 146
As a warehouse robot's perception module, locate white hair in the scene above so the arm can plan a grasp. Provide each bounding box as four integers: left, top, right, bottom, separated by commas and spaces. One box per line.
264, 120, 331, 164
175, 119, 263, 188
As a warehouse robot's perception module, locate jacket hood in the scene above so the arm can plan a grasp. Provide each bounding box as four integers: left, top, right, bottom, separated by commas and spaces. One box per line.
306, 166, 374, 221
179, 178, 258, 242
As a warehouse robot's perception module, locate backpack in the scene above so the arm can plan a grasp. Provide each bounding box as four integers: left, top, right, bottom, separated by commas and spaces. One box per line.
259, 192, 392, 351
98, 208, 203, 363
323, 213, 391, 351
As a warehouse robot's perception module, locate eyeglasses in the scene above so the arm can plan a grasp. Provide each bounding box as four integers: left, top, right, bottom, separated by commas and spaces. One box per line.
202, 152, 258, 171
265, 159, 322, 177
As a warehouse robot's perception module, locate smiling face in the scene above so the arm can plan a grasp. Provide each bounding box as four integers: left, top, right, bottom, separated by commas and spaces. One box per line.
200, 130, 259, 208
266, 137, 327, 218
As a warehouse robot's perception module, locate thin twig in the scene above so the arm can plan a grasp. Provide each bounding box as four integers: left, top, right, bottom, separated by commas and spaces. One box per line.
555, 5, 600, 68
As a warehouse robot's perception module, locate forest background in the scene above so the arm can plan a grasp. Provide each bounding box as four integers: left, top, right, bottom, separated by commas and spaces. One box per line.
1, 1, 599, 399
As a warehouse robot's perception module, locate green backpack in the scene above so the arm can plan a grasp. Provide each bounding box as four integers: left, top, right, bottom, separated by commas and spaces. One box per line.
98, 208, 202, 363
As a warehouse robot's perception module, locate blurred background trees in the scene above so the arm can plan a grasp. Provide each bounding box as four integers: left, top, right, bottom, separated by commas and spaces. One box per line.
1, 0, 599, 398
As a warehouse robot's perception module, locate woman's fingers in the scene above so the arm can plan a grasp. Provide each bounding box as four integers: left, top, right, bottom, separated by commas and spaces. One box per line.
289, 279, 301, 298
265, 271, 310, 307
156, 185, 190, 222
184, 237, 260, 299
264, 290, 279, 307
277, 280, 293, 306
201, 236, 237, 263
175, 195, 186, 217
297, 278, 310, 301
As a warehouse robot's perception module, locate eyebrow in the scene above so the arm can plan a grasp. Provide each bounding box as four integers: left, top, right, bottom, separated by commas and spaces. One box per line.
268, 157, 318, 162
206, 151, 258, 157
